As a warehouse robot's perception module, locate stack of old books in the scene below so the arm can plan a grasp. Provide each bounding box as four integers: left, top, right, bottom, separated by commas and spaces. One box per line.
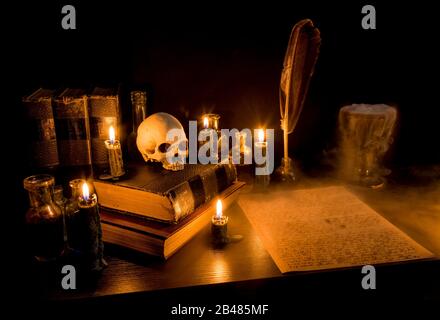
23, 87, 245, 259
94, 162, 245, 259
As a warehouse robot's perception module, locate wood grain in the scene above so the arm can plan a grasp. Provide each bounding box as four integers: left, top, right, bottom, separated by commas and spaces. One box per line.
47, 201, 281, 300
34, 177, 439, 302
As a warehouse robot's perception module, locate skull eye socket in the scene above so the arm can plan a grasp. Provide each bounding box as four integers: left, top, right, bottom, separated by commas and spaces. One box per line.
158, 143, 171, 153
178, 140, 187, 152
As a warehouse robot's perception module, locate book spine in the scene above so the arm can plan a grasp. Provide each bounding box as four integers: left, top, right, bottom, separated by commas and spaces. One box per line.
167, 164, 237, 222
23, 92, 59, 168
89, 94, 121, 168
53, 94, 92, 168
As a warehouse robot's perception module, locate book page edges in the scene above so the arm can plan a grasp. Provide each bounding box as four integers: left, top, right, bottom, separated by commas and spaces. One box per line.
95, 181, 174, 221
101, 181, 245, 259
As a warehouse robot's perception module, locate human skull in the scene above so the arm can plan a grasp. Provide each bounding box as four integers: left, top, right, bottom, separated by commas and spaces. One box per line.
136, 112, 187, 171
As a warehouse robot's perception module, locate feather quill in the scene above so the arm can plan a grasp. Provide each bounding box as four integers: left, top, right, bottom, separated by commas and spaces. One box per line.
280, 19, 321, 134
276, 19, 321, 181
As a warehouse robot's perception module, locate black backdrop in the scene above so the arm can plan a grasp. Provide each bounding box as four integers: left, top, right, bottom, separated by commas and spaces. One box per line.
8, 1, 440, 165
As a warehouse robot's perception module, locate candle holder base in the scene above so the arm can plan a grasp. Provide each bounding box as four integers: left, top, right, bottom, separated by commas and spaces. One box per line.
98, 173, 113, 180
99, 172, 126, 181
211, 234, 243, 247
211, 222, 228, 246
274, 157, 296, 183
111, 173, 125, 181
253, 174, 270, 192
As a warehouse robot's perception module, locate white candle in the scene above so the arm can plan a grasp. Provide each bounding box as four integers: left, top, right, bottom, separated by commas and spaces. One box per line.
254, 128, 270, 189
254, 129, 267, 153
105, 126, 125, 178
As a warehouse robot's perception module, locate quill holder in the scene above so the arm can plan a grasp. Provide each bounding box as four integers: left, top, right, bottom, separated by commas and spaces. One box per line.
274, 118, 296, 182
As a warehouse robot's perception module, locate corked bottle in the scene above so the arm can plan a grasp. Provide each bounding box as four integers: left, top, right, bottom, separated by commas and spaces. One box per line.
24, 174, 64, 262
127, 90, 147, 161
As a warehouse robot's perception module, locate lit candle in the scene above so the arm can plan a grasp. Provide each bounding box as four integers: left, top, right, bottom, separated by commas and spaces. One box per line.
200, 114, 221, 161
78, 182, 106, 272
104, 126, 125, 179
255, 128, 267, 153
211, 199, 228, 245
254, 128, 270, 189
201, 113, 220, 130
257, 129, 265, 143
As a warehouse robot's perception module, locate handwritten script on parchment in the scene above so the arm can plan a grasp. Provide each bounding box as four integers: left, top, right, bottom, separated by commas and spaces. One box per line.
239, 186, 434, 273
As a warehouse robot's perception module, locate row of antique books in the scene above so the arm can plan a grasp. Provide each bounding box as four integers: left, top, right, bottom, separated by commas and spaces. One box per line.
23, 87, 121, 171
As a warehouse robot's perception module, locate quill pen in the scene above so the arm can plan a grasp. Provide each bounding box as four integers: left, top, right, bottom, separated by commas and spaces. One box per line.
277, 19, 321, 181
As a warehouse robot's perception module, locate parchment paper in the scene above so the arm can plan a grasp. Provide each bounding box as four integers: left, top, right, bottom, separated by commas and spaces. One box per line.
239, 186, 434, 273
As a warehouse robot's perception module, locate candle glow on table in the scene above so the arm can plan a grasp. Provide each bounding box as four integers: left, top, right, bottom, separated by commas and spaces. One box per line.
105, 126, 125, 178
211, 199, 228, 244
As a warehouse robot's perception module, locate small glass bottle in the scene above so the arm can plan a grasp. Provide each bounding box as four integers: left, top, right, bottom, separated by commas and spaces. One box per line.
65, 179, 85, 252
24, 174, 64, 262
53, 185, 69, 255
127, 90, 147, 161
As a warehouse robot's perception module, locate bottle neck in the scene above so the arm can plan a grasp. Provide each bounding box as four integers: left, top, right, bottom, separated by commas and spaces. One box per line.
131, 92, 147, 133
133, 104, 146, 133
70, 186, 82, 201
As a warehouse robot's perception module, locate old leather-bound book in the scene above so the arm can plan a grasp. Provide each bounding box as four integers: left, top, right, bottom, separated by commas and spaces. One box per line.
53, 88, 92, 182
100, 178, 244, 259
22, 88, 59, 169
88, 87, 121, 172
94, 162, 238, 223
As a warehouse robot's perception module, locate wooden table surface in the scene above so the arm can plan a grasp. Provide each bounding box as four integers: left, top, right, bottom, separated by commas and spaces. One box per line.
28, 172, 440, 306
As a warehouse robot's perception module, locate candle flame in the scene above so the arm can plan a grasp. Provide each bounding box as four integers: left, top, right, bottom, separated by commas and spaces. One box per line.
109, 126, 115, 144
216, 199, 223, 219
203, 117, 209, 129
82, 182, 89, 201
257, 129, 265, 143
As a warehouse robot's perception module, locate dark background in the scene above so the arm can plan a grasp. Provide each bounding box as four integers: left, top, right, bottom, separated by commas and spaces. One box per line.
8, 1, 440, 167
4, 0, 440, 310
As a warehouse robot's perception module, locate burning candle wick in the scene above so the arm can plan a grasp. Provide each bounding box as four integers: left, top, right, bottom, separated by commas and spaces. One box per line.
82, 182, 90, 202
216, 199, 223, 219
257, 129, 265, 143
109, 126, 115, 145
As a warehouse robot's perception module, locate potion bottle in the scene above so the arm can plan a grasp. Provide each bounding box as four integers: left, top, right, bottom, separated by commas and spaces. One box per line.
24, 174, 64, 262
127, 90, 147, 161
65, 179, 85, 253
